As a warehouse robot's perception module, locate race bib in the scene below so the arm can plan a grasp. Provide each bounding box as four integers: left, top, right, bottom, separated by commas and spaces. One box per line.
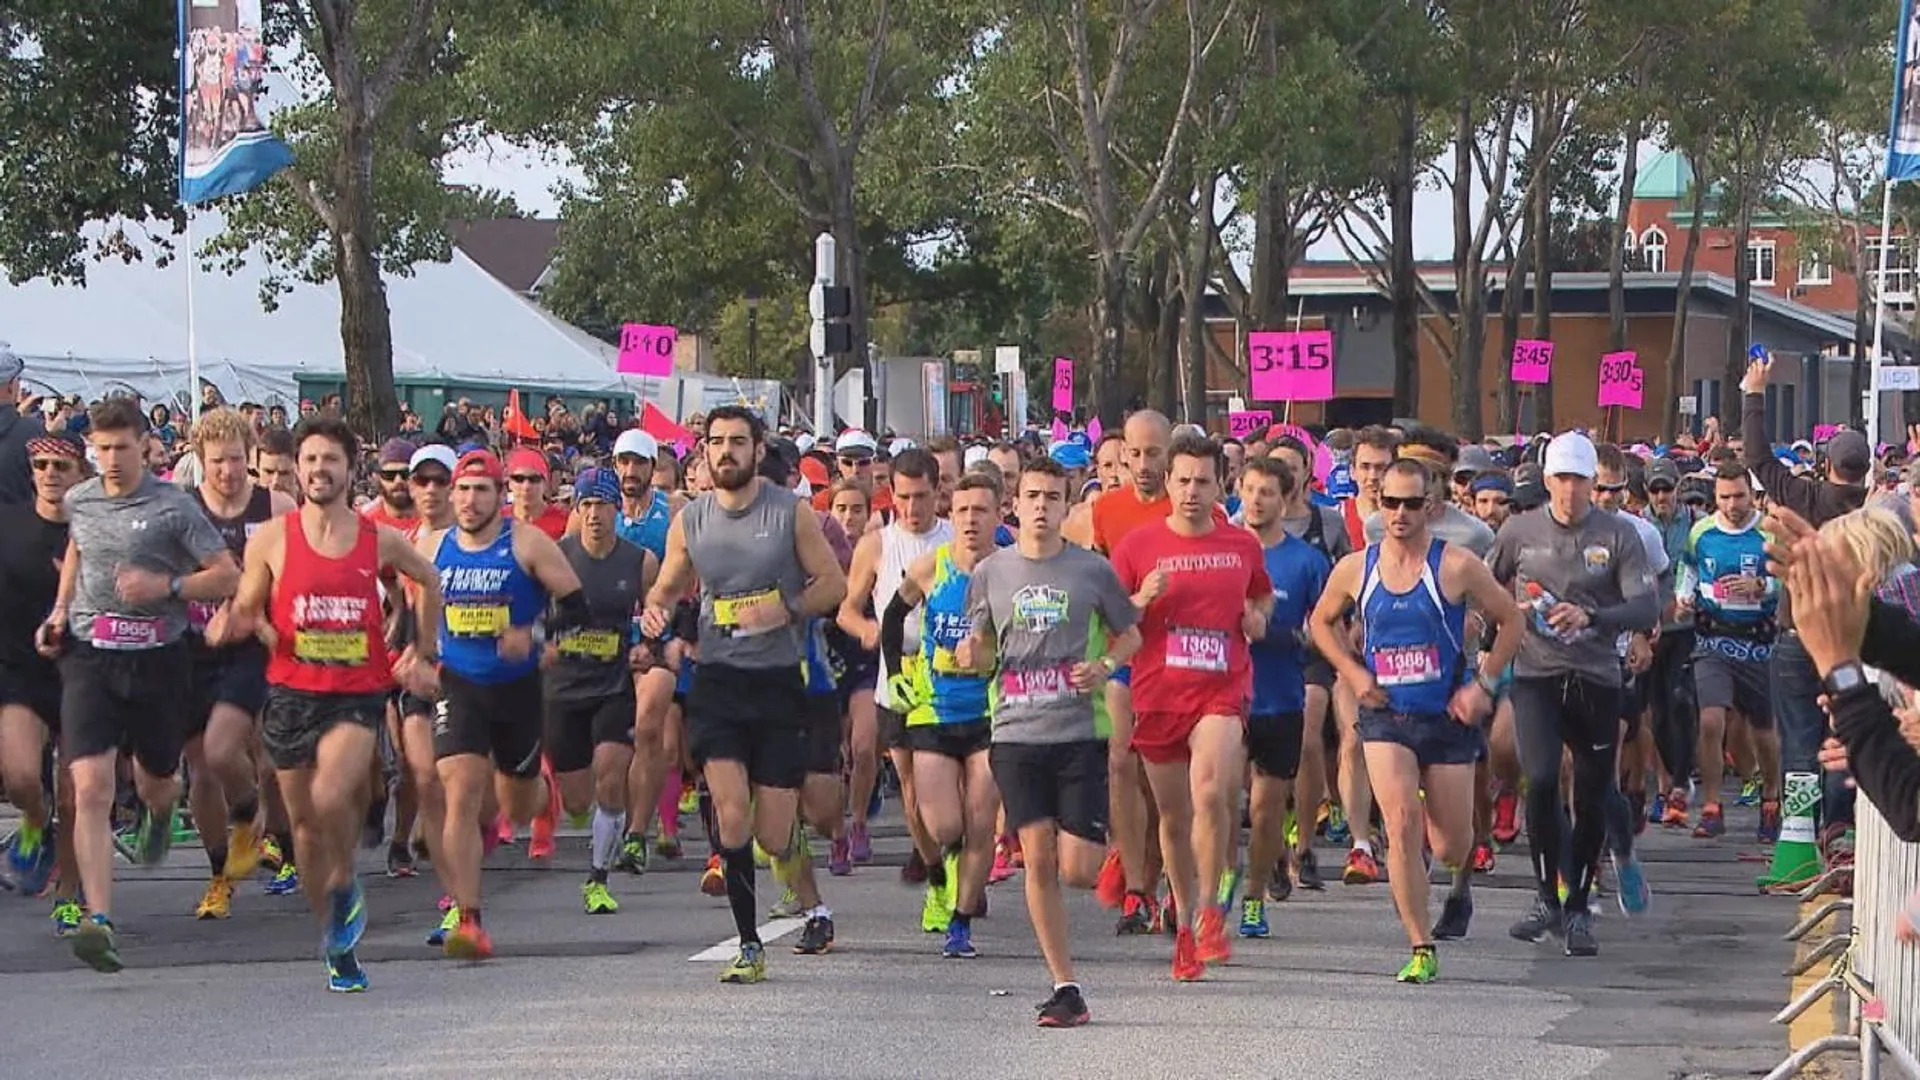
1000, 663, 1077, 705
1165, 627, 1228, 672
91, 615, 162, 650
446, 603, 508, 636
712, 588, 779, 636
294, 629, 370, 664
187, 601, 220, 633
1372, 644, 1441, 686
558, 628, 622, 661
1709, 578, 1763, 612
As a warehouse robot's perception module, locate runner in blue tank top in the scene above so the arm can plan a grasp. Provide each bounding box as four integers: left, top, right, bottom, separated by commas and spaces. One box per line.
416, 449, 588, 961
880, 471, 1005, 959
1310, 458, 1523, 985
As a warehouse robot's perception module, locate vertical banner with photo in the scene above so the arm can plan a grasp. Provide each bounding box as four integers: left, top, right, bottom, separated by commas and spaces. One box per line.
178, 0, 294, 204
1889, 0, 1920, 180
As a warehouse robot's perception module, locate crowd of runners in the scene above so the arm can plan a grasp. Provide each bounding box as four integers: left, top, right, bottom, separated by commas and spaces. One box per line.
1, 350, 1909, 1026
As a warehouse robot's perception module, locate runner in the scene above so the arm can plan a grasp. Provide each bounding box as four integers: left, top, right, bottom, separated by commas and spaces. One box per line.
1487, 432, 1659, 958
252, 427, 299, 501
41, 397, 241, 972
0, 433, 86, 928
959, 455, 1139, 1025
641, 405, 848, 983
420, 448, 586, 959
544, 467, 655, 914
882, 469, 1005, 958
1111, 432, 1273, 979
208, 416, 443, 991
1641, 457, 1702, 827
182, 408, 294, 920
1236, 456, 1331, 937
1310, 458, 1523, 982
1330, 425, 1399, 885
506, 447, 571, 540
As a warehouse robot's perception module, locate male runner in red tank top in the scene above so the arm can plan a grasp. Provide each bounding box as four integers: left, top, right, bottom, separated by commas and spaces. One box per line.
210, 417, 442, 993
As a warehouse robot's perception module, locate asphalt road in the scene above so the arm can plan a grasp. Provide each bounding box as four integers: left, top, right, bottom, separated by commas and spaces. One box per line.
0, 800, 1804, 1080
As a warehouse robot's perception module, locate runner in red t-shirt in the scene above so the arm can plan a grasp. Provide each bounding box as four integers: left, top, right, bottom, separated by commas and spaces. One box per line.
504, 448, 570, 539
1110, 434, 1272, 981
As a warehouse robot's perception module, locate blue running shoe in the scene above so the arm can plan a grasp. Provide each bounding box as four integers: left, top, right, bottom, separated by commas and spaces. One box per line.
1647, 792, 1666, 824
264, 863, 300, 896
7, 825, 55, 896
943, 919, 978, 959
50, 898, 82, 938
326, 948, 369, 993
1239, 897, 1270, 938
326, 880, 367, 957
1611, 850, 1651, 918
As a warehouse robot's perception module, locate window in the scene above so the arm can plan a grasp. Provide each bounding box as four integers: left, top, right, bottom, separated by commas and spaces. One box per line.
1798, 251, 1832, 286
1746, 240, 1777, 286
1641, 227, 1667, 273
1866, 236, 1916, 305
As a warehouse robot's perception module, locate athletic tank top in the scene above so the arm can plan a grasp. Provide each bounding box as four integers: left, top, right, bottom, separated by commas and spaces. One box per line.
918, 543, 989, 726
1359, 538, 1468, 716
266, 515, 394, 695
435, 520, 546, 684
617, 488, 672, 561
546, 534, 646, 702
188, 485, 275, 639
680, 483, 808, 670
872, 517, 952, 709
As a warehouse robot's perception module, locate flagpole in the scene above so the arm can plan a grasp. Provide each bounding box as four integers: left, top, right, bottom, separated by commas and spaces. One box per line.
1868, 177, 1896, 443
185, 205, 200, 419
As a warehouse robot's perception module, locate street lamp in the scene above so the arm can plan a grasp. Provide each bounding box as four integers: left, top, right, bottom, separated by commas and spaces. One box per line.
745, 287, 760, 375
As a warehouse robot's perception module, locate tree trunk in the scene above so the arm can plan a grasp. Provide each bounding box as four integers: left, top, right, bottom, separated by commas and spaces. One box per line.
1156, 272, 1181, 416
1093, 259, 1129, 425
828, 176, 872, 430
1450, 93, 1484, 440
1182, 173, 1216, 425
1250, 174, 1284, 331
1497, 238, 1534, 438
1723, 191, 1755, 432
1607, 118, 1642, 354
1662, 152, 1710, 441
333, 107, 397, 440
1389, 92, 1420, 419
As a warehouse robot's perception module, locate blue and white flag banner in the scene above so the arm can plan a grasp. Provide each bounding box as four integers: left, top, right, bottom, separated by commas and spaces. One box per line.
178, 0, 294, 205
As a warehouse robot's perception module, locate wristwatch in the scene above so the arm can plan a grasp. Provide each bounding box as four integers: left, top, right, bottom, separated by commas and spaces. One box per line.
167, 575, 185, 600
1095, 656, 1116, 676
1821, 661, 1869, 698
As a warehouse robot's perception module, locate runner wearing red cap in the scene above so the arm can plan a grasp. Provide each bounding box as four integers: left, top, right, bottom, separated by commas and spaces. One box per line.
505, 448, 570, 540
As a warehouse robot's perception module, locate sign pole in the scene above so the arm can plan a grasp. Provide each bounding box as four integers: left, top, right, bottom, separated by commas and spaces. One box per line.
809, 232, 837, 436
1869, 175, 1897, 441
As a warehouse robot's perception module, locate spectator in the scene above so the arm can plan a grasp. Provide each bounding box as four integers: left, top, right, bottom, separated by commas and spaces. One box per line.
0, 345, 46, 504
150, 404, 180, 452
267, 403, 289, 430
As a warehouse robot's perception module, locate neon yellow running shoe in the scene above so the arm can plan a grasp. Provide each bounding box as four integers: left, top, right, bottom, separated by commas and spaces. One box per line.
582, 880, 618, 915
922, 881, 953, 933
720, 941, 767, 983
1397, 944, 1439, 984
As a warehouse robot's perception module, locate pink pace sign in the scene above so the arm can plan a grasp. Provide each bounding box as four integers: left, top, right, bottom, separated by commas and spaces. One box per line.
1051, 357, 1074, 413
1510, 339, 1553, 384
1596, 351, 1645, 409
617, 323, 677, 377
1248, 330, 1334, 402
1227, 410, 1272, 441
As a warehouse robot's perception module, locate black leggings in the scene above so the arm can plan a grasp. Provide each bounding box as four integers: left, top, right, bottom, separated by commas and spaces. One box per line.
1646, 630, 1698, 788
1510, 674, 1621, 916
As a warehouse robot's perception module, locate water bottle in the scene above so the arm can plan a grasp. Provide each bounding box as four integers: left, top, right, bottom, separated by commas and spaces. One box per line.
1524, 582, 1559, 638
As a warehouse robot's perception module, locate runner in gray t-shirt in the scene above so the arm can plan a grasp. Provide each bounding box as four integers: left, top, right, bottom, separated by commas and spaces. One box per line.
956, 455, 1140, 1029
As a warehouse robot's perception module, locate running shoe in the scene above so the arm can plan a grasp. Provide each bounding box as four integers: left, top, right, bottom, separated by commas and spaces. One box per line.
1563, 910, 1599, 957
583, 880, 619, 915
529, 763, 560, 861
1115, 890, 1156, 935
1692, 803, 1726, 839
699, 853, 726, 897
1323, 803, 1351, 846
110, 824, 139, 864
794, 914, 836, 955
1171, 927, 1205, 981
427, 904, 459, 947
412, 836, 431, 863
72, 913, 122, 973
386, 845, 416, 879
264, 863, 300, 896
767, 887, 806, 919
720, 941, 767, 983
1757, 799, 1782, 845
988, 837, 1016, 885
1284, 808, 1299, 850
1239, 897, 1270, 938
899, 848, 927, 884
1611, 850, 1651, 917
614, 835, 646, 874
326, 948, 369, 993
1035, 984, 1089, 1028
1296, 848, 1325, 891
1431, 893, 1473, 940
7, 824, 55, 896
1266, 862, 1292, 903
259, 835, 286, 872
50, 898, 82, 938
194, 876, 234, 920
654, 836, 682, 860
1661, 789, 1690, 828
1160, 893, 1180, 936
1647, 791, 1667, 825
224, 822, 262, 880
1736, 777, 1763, 807
848, 821, 873, 864
1510, 897, 1565, 943
1396, 944, 1439, 984
133, 805, 177, 867
444, 912, 493, 960
1490, 790, 1520, 845
1196, 905, 1231, 965
1342, 847, 1380, 885
1094, 848, 1127, 909
678, 782, 700, 817
1470, 841, 1496, 874
326, 880, 367, 956
942, 919, 977, 959
828, 834, 853, 877
921, 880, 953, 934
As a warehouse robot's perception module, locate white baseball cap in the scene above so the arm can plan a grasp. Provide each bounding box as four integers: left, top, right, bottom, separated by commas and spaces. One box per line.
963, 445, 990, 469
614, 429, 658, 460
1543, 432, 1597, 479
835, 429, 878, 456
888, 437, 915, 456
408, 444, 458, 475
795, 433, 816, 455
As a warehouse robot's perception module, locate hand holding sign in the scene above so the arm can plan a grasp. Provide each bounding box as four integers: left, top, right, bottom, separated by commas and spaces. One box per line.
1597, 351, 1644, 409
1510, 339, 1553, 384
1248, 330, 1335, 402
618, 323, 677, 377
1052, 358, 1074, 413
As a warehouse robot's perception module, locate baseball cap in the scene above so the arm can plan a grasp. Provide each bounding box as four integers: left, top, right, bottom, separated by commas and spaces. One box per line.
795, 434, 816, 455
409, 444, 457, 476
572, 466, 621, 505
1828, 430, 1871, 483
888, 437, 915, 457
0, 343, 23, 383
1468, 473, 1512, 496
1049, 442, 1091, 470
1454, 445, 1497, 477
835, 430, 878, 457
613, 429, 657, 460
455, 449, 504, 483
963, 445, 990, 469
1512, 480, 1547, 511
1543, 432, 1598, 479
506, 448, 550, 480
378, 437, 416, 467
1645, 458, 1680, 489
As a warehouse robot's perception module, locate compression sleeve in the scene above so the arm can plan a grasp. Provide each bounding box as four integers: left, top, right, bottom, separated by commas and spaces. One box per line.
880, 591, 913, 681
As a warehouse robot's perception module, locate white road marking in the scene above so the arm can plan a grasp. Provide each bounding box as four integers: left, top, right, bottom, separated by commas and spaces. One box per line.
687, 917, 807, 961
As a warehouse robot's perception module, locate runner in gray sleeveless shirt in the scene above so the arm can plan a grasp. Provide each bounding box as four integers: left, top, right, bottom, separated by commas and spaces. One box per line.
642, 406, 848, 985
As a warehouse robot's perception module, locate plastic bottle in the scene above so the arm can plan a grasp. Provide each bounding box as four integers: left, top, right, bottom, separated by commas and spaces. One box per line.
1523, 581, 1560, 638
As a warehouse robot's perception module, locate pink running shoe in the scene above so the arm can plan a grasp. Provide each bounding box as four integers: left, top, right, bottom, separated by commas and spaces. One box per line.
988, 837, 1016, 885
829, 833, 853, 876
848, 821, 873, 863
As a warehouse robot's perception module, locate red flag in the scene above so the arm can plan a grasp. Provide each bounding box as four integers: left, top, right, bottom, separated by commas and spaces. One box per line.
639, 401, 692, 445
502, 389, 539, 442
